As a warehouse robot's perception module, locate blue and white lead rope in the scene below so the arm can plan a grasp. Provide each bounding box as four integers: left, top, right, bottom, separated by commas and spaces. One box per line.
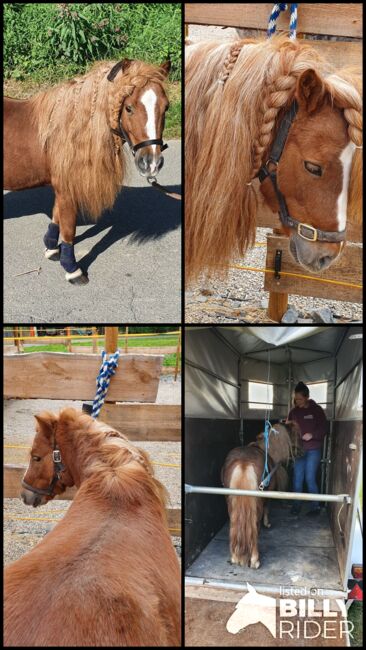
267, 3, 298, 40
91, 350, 120, 419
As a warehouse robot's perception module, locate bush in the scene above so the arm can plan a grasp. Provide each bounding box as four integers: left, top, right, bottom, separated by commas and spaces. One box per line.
4, 3, 181, 80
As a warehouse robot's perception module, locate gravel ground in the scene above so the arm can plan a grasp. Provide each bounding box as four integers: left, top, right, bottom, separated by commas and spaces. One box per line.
186, 229, 362, 323
4, 375, 181, 566
186, 25, 363, 323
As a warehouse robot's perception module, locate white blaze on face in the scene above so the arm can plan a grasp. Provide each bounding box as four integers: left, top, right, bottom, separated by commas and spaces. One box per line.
141, 88, 158, 154
336, 141, 356, 231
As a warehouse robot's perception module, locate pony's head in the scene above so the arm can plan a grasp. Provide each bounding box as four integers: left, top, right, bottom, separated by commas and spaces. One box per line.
259, 67, 360, 272
108, 58, 171, 178
256, 420, 304, 464
185, 36, 362, 281
21, 412, 74, 508
283, 420, 305, 460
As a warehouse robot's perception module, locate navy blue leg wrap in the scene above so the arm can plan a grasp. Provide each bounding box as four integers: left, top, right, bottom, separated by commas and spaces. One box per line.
60, 241, 79, 273
43, 222, 60, 249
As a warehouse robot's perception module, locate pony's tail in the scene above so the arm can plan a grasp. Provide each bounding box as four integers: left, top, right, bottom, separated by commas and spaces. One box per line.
226, 464, 259, 565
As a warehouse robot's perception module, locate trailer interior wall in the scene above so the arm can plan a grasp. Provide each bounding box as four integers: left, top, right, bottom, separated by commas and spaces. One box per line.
329, 331, 362, 590
185, 328, 241, 567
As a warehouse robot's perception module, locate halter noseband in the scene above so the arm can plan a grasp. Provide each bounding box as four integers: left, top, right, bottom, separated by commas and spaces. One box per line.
21, 438, 66, 497
107, 68, 168, 157
257, 100, 346, 243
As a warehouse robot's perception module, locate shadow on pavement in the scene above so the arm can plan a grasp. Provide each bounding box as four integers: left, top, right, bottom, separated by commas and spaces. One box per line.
4, 184, 181, 274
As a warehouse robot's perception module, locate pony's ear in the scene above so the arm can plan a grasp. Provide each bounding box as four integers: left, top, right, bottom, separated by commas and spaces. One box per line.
107, 59, 133, 82
34, 412, 58, 437
160, 60, 171, 77
296, 69, 326, 114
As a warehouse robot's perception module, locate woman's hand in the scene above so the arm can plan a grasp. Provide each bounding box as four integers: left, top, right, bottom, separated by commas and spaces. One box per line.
302, 433, 313, 441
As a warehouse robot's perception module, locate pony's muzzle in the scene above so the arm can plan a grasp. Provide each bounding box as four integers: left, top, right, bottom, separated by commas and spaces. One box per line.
290, 236, 342, 273
136, 149, 164, 177
20, 488, 46, 508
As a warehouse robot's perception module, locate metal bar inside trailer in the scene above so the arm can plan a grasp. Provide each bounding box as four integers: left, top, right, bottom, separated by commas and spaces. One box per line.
185, 577, 347, 600
185, 484, 351, 503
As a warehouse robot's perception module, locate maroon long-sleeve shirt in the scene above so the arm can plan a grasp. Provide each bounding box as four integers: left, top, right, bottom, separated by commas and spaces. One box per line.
288, 399, 327, 451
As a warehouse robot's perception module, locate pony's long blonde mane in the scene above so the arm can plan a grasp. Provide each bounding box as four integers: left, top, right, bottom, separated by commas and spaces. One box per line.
185, 35, 362, 282
55, 408, 168, 512
31, 61, 167, 219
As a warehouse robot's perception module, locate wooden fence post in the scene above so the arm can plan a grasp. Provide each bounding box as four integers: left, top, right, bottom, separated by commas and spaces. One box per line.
125, 327, 129, 354
174, 329, 181, 382
105, 327, 119, 354
267, 228, 288, 321
92, 327, 98, 354
66, 327, 72, 353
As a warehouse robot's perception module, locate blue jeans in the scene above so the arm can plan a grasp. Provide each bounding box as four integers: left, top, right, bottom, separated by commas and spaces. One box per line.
293, 449, 322, 510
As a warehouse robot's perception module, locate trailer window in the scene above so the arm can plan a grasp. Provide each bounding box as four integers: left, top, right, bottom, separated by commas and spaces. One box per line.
248, 381, 273, 410
307, 382, 328, 407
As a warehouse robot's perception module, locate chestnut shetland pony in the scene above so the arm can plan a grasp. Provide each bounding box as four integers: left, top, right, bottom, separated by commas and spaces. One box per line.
221, 421, 304, 569
185, 35, 362, 282
4, 58, 170, 284
4, 409, 181, 647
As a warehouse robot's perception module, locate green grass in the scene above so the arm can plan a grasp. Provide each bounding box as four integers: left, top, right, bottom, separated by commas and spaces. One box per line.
23, 336, 178, 351
348, 601, 363, 646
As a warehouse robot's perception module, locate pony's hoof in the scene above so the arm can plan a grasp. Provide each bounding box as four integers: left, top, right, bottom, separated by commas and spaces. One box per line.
264, 521, 272, 528
250, 559, 260, 569
65, 268, 89, 285
44, 247, 60, 261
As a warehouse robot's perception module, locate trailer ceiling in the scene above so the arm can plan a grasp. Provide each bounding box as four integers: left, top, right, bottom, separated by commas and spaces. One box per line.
214, 326, 348, 364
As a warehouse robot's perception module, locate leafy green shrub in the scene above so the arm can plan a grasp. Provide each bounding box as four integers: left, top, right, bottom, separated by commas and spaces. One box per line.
4, 3, 181, 80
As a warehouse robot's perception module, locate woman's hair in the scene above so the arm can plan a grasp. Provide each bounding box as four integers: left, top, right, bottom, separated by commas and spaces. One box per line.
294, 382, 310, 398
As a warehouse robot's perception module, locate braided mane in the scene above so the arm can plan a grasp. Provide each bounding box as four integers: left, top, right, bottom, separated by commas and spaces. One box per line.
185, 35, 362, 282
30, 60, 167, 219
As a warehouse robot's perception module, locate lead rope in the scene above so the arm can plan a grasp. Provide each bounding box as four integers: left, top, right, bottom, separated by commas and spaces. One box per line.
267, 3, 298, 40
91, 350, 120, 419
259, 349, 280, 489
147, 176, 181, 200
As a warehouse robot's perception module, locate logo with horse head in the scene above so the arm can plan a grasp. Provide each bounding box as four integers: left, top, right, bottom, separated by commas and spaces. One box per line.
226, 583, 277, 636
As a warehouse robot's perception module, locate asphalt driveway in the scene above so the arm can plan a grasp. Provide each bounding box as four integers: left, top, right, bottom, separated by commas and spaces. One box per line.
4, 140, 181, 323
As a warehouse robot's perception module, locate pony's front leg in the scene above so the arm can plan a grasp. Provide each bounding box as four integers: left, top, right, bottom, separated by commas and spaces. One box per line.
43, 196, 60, 261
56, 193, 88, 285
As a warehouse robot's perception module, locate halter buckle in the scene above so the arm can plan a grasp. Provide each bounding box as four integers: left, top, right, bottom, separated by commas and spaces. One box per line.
53, 450, 62, 463
297, 223, 318, 242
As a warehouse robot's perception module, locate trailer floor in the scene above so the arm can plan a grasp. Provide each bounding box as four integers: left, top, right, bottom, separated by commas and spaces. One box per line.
186, 503, 347, 647
186, 502, 343, 591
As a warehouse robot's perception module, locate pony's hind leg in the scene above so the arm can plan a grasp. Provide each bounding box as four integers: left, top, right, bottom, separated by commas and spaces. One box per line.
56, 192, 88, 285
263, 502, 271, 528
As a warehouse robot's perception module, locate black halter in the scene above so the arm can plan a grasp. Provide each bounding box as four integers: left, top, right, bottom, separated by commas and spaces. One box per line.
257, 100, 346, 243
107, 67, 168, 157
110, 109, 168, 156
22, 438, 66, 497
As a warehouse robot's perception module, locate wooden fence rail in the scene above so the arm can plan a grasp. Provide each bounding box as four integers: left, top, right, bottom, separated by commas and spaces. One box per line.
4, 353, 162, 402
4, 465, 181, 536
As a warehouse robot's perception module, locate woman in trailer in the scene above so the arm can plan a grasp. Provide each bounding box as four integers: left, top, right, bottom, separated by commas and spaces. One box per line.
287, 381, 327, 516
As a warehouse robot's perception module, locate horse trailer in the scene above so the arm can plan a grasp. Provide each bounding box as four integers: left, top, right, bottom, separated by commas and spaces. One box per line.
185, 326, 362, 646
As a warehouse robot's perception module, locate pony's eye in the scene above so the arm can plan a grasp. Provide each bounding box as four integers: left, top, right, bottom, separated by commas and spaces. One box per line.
125, 105, 133, 115
32, 456, 41, 462
304, 161, 322, 176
